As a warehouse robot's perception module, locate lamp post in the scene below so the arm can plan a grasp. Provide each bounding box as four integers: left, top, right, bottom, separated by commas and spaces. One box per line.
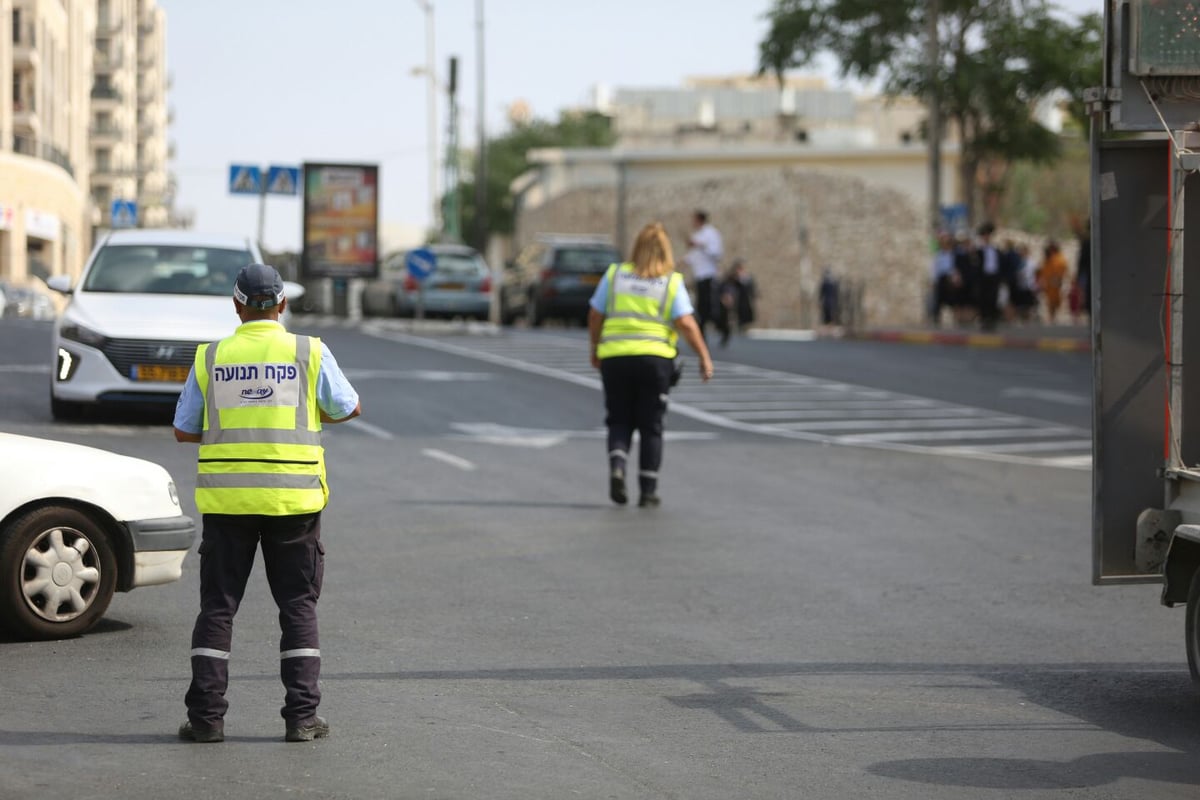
414, 0, 440, 235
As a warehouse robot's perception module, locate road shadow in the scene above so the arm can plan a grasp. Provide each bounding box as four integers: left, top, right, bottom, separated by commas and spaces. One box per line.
868, 665, 1200, 790
318, 660, 1200, 789
0, 617, 133, 645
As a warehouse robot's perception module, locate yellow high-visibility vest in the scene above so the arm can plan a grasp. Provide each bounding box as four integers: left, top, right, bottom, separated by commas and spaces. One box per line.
194, 321, 327, 515
596, 264, 682, 360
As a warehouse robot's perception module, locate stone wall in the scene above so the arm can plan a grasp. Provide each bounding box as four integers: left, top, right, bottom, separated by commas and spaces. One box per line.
515, 168, 929, 329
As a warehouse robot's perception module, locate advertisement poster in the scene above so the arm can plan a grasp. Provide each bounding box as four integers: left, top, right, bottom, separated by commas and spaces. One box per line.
301, 163, 379, 279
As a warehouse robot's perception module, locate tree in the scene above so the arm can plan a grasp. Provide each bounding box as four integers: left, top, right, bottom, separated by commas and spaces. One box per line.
447, 110, 616, 251
758, 0, 1102, 226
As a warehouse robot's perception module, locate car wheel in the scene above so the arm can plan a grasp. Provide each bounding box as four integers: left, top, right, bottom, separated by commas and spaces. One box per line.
0, 505, 118, 639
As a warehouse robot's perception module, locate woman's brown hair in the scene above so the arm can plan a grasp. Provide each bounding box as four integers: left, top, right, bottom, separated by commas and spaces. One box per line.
630, 223, 674, 279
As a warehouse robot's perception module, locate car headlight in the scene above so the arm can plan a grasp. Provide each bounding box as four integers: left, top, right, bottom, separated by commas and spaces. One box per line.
60, 322, 107, 348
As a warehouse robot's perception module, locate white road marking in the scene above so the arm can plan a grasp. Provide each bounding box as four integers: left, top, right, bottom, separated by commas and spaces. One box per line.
778, 416, 1025, 432
0, 364, 50, 373
340, 419, 395, 440
421, 448, 477, 471
835, 426, 1079, 444
361, 328, 1092, 470
448, 422, 718, 448
340, 369, 493, 382
1002, 387, 1091, 406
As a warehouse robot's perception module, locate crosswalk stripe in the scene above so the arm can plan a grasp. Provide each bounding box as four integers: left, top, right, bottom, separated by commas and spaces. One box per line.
359, 325, 1091, 470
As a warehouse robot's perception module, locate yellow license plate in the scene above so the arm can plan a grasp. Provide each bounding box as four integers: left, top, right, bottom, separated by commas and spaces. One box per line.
134, 364, 190, 382
580, 274, 601, 286
438, 282, 465, 290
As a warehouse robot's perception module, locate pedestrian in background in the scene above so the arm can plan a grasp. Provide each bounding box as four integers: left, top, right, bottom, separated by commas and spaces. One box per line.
173, 263, 362, 744
818, 268, 840, 330
716, 258, 756, 346
1037, 240, 1069, 323
929, 232, 957, 327
976, 222, 1002, 331
589, 222, 713, 508
1010, 243, 1038, 323
683, 209, 723, 341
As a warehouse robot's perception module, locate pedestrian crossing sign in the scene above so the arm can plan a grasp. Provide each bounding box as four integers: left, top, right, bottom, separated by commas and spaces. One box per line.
266, 166, 301, 196
229, 164, 263, 195
110, 199, 137, 229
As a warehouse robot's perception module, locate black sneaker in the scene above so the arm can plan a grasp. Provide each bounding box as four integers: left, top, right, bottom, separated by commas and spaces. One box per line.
609, 468, 628, 506
286, 715, 330, 742
178, 720, 224, 743
638, 494, 661, 508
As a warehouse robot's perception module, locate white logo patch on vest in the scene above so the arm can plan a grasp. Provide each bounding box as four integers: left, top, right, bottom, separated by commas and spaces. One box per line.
212, 362, 301, 408
613, 272, 668, 299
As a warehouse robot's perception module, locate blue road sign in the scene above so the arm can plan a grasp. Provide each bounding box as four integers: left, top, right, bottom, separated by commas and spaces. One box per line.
405, 248, 437, 281
939, 203, 969, 234
265, 165, 301, 196
110, 199, 137, 229
229, 164, 263, 195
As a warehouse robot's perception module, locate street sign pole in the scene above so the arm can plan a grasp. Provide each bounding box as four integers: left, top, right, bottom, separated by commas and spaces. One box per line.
257, 183, 267, 250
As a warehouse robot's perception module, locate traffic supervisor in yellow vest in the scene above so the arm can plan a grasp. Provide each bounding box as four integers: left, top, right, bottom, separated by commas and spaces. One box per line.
588, 222, 714, 507
172, 263, 361, 744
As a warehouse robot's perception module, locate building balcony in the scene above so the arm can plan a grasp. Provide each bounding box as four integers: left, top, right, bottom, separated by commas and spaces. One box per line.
12, 103, 41, 136
12, 135, 76, 178
90, 85, 124, 107
91, 162, 140, 180
90, 123, 124, 143
94, 49, 125, 73
96, 18, 123, 36
13, 29, 40, 69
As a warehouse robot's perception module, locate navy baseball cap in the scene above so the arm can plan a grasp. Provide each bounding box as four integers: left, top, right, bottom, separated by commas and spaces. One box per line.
233, 263, 285, 309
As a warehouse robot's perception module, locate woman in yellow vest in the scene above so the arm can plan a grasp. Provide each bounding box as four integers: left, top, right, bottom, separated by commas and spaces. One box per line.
588, 222, 714, 507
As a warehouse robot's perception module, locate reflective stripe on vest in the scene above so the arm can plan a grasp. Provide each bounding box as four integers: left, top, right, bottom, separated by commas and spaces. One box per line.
596, 264, 681, 360
194, 323, 327, 516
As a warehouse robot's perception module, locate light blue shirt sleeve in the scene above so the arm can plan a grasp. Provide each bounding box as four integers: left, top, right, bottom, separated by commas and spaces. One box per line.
171, 342, 359, 431
670, 278, 695, 320
588, 273, 610, 314
590, 272, 695, 320
172, 366, 204, 434
317, 342, 359, 420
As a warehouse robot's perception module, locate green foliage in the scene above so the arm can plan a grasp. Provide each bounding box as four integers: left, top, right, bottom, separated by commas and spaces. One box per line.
447, 111, 616, 250
997, 138, 1090, 237
758, 1, 1103, 222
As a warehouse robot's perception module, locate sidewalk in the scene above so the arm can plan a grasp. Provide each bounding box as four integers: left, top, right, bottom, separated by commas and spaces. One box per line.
832, 322, 1091, 352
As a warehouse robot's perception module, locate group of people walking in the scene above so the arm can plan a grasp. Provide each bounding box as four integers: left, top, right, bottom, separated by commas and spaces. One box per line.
930, 220, 1091, 328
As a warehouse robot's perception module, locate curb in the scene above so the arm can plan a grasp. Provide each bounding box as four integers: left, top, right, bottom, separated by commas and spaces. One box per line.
843, 329, 1091, 352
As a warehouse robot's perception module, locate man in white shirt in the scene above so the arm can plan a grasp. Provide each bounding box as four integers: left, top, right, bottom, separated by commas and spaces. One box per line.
683, 210, 723, 339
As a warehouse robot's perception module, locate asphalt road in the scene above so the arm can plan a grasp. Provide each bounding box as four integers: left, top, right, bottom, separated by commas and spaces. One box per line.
0, 316, 1194, 800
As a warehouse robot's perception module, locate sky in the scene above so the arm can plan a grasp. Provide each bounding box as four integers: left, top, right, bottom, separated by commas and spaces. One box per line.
157, 0, 1103, 253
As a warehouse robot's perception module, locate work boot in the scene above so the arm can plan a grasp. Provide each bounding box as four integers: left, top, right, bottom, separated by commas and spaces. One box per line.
637, 493, 661, 508
609, 467, 628, 506
286, 715, 330, 742
178, 720, 224, 743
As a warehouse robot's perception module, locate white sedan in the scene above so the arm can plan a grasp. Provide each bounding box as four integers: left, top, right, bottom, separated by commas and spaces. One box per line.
0, 432, 195, 639
47, 229, 301, 420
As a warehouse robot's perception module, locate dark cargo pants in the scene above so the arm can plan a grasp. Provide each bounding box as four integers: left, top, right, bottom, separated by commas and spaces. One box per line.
185, 512, 324, 728
600, 355, 673, 495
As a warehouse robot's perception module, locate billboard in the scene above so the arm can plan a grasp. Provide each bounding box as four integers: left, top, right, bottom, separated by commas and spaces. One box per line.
301, 163, 379, 279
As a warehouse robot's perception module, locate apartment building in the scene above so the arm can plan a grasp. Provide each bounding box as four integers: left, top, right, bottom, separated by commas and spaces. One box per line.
0, 0, 95, 283
91, 0, 171, 230
0, 0, 173, 285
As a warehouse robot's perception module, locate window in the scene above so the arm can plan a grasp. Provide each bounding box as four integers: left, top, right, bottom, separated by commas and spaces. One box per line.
83, 246, 255, 296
